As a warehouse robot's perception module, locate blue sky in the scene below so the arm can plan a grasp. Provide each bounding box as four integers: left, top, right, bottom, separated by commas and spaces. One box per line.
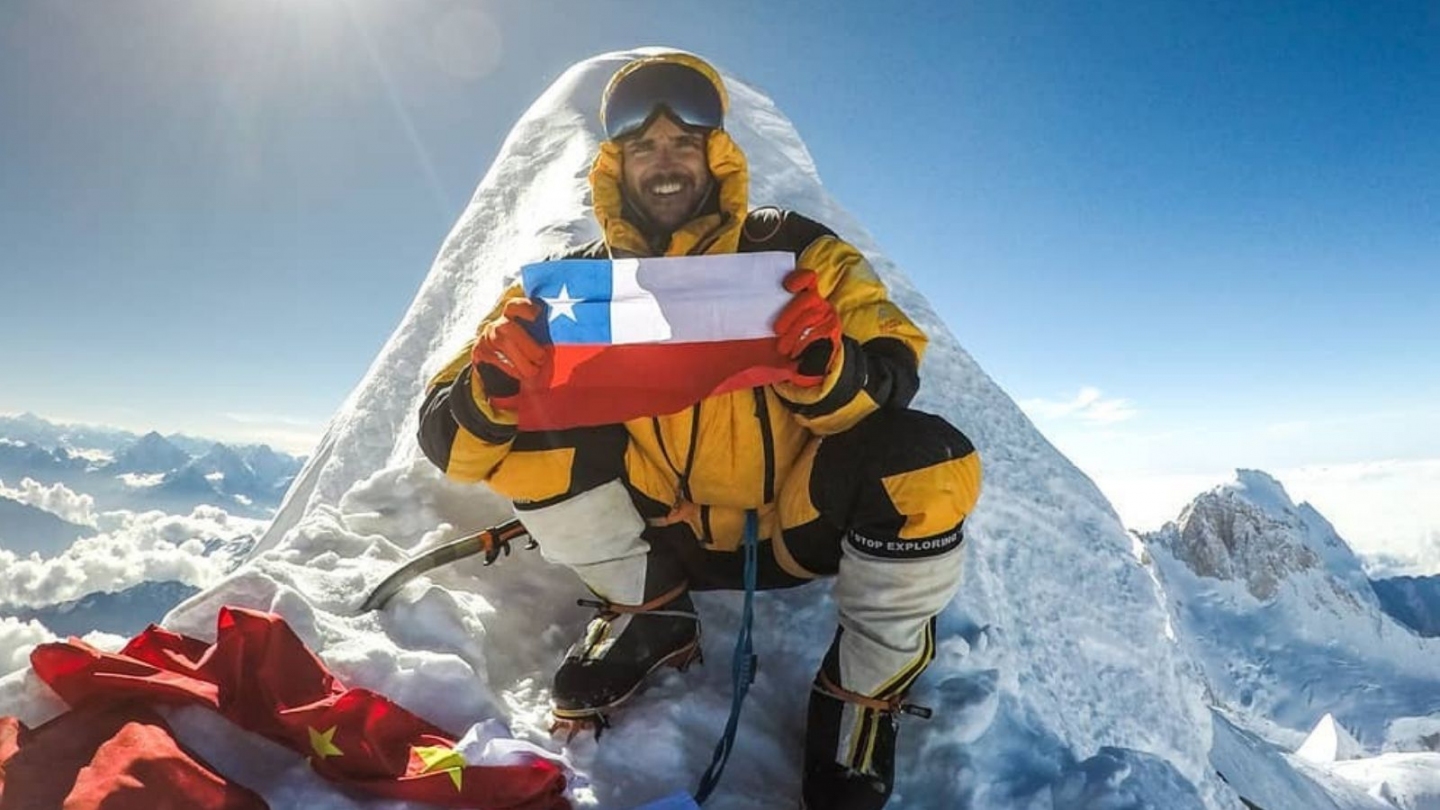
1, 1, 1436, 553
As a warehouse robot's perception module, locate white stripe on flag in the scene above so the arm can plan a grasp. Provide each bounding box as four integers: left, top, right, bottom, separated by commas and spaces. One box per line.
610, 258, 672, 343
606, 252, 793, 346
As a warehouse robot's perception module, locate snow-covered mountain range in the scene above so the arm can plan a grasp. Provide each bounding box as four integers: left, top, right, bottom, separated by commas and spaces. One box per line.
0, 417, 278, 634
2, 49, 1436, 810
0, 412, 254, 458
0, 416, 304, 519
0, 580, 201, 638
1141, 470, 1440, 808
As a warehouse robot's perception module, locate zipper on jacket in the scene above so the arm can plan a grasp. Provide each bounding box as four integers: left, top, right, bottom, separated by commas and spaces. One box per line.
652, 405, 706, 542
752, 388, 776, 504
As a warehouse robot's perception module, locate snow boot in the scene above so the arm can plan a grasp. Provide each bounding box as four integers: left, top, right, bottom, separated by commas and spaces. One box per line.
513, 480, 703, 733
550, 577, 701, 731
801, 629, 937, 810
800, 670, 900, 810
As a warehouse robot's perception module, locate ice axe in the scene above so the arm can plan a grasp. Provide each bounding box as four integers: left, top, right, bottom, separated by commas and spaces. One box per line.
358, 518, 533, 612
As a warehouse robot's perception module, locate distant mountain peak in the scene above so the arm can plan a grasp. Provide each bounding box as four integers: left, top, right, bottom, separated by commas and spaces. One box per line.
0, 579, 200, 638
1156, 470, 1323, 600
1296, 713, 1366, 764
113, 432, 191, 474
1143, 471, 1438, 763
199, 442, 245, 463
1229, 469, 1299, 516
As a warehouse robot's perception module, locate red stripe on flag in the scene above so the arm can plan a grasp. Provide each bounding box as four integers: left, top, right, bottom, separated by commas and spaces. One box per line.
495, 338, 794, 430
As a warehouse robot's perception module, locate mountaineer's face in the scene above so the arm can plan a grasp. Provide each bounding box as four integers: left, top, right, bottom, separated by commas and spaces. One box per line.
619, 114, 712, 233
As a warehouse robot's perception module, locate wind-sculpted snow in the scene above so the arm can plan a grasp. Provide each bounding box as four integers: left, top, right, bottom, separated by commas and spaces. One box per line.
1, 49, 1251, 808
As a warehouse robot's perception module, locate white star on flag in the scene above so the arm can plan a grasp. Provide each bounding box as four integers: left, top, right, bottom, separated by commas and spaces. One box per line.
542, 285, 583, 323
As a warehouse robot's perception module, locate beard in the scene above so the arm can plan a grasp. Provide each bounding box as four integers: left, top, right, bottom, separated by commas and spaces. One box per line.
627, 171, 712, 233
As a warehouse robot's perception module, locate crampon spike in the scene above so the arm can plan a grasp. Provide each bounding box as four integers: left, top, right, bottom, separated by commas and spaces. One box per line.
545, 643, 702, 743
549, 711, 610, 742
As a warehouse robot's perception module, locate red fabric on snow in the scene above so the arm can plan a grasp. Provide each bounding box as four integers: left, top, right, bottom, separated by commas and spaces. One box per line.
0, 702, 267, 810
30, 606, 569, 810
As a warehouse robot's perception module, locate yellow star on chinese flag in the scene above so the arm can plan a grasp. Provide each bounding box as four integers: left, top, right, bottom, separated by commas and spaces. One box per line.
413, 744, 467, 792
308, 725, 344, 760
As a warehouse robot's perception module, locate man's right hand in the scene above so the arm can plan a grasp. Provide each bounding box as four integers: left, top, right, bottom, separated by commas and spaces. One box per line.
472, 298, 547, 386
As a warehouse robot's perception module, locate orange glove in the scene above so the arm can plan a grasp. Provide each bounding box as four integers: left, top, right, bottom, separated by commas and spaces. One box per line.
774, 269, 842, 386
472, 298, 547, 386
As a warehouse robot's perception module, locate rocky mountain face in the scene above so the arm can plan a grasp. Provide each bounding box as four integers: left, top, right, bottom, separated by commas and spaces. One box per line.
1146, 469, 1373, 612
1140, 470, 1440, 748
111, 431, 193, 473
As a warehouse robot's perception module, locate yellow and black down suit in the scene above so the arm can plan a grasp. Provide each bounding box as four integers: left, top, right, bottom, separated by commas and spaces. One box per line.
416, 80, 981, 783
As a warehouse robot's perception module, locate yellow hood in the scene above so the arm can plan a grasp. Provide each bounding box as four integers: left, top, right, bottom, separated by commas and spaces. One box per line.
589, 52, 748, 257
588, 130, 749, 257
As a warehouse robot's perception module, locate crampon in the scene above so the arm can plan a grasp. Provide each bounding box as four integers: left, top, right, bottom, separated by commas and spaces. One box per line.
547, 637, 703, 742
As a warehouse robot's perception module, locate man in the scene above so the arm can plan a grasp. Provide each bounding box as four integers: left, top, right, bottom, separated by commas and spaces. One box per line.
418, 52, 982, 810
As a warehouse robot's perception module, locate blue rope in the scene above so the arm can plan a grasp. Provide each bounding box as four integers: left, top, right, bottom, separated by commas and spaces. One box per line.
692, 509, 759, 804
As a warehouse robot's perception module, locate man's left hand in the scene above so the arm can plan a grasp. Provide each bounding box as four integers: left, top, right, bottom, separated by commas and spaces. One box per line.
775, 268, 842, 385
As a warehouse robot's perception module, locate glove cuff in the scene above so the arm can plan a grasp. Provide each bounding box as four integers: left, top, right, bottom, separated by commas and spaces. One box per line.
449, 364, 519, 444
773, 336, 865, 413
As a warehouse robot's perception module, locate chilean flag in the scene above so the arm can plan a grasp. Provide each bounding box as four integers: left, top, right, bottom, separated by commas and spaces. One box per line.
494, 251, 795, 430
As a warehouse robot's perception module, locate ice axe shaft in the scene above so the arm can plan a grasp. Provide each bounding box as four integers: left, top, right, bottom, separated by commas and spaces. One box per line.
358, 518, 530, 613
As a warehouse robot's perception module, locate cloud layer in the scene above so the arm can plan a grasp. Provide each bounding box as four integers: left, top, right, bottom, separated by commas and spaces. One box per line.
0, 477, 98, 527
1021, 386, 1139, 424
0, 501, 264, 609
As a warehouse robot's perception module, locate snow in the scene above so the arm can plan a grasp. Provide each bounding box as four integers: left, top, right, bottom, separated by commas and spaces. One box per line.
2, 46, 1433, 809
1387, 716, 1440, 753
118, 471, 165, 487
1300, 714, 1369, 765
1232, 469, 1296, 520
1143, 471, 1440, 808
1331, 754, 1440, 810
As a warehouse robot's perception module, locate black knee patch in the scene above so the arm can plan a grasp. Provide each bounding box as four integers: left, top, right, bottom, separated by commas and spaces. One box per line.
810, 409, 975, 553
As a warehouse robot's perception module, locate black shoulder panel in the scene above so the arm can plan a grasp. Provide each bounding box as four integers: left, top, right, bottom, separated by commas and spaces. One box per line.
740, 207, 836, 256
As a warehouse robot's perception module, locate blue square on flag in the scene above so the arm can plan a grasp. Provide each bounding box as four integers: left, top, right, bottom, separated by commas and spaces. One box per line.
521, 260, 614, 344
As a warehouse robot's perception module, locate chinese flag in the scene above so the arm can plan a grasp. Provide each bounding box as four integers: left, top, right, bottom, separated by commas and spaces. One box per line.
29, 606, 569, 810
0, 702, 267, 810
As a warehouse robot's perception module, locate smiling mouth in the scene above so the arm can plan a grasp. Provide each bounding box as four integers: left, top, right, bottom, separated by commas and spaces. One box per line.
647, 180, 686, 198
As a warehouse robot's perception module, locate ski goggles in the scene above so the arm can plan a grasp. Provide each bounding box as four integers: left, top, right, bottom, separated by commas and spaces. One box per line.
601, 62, 725, 141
